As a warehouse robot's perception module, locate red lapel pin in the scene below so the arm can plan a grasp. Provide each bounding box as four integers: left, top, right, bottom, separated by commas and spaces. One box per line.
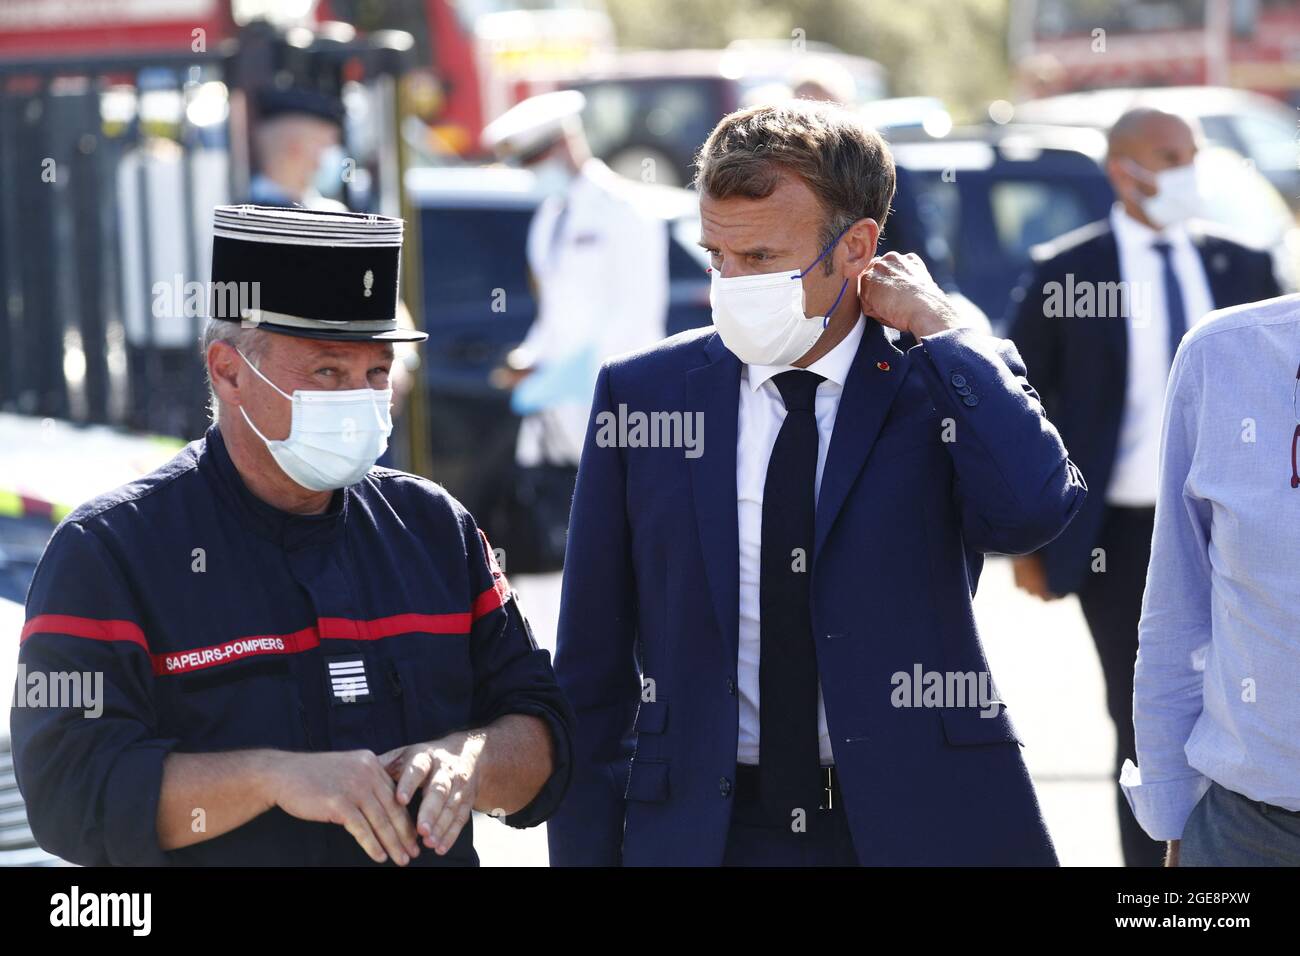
876, 361, 890, 372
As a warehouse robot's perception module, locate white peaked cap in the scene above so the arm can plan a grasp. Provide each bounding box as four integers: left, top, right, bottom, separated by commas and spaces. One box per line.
482, 89, 587, 159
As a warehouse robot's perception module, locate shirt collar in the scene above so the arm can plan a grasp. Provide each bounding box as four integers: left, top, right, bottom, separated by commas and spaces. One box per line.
1110, 202, 1190, 250
249, 174, 298, 206
745, 313, 866, 392
202, 423, 348, 549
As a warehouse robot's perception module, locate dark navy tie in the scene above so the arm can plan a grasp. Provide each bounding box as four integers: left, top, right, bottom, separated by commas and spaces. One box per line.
1152, 240, 1188, 365
759, 369, 825, 817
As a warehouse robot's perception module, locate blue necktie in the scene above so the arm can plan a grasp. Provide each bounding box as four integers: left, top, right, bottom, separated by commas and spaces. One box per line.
759, 369, 825, 817
1152, 240, 1187, 365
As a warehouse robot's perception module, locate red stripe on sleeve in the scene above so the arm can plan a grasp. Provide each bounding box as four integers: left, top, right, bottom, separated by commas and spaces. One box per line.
473, 528, 512, 622
318, 612, 472, 641
472, 584, 506, 621
20, 614, 149, 650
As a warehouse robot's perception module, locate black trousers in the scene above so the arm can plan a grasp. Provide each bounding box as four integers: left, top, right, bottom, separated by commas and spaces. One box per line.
721, 765, 860, 866
1076, 504, 1167, 867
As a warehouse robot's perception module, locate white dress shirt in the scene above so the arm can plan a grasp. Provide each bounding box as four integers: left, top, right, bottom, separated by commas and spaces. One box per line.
1107, 204, 1214, 505
736, 314, 867, 766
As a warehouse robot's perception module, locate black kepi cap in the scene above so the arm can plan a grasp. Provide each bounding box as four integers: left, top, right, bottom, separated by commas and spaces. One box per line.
255, 86, 345, 128
209, 205, 426, 343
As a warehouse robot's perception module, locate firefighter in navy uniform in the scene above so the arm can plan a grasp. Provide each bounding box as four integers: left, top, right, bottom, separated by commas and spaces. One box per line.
10, 205, 573, 866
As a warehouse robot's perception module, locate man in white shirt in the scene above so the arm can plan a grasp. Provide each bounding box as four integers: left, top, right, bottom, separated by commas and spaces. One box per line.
483, 91, 669, 468
1007, 107, 1281, 866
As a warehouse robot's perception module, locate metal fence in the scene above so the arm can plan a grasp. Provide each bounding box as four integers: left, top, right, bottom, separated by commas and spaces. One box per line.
0, 24, 415, 442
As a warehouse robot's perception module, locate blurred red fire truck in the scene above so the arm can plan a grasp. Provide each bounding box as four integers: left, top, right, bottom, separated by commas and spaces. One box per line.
1010, 0, 1300, 104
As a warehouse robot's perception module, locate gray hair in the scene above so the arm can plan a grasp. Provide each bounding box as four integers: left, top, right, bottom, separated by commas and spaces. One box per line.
200, 318, 268, 422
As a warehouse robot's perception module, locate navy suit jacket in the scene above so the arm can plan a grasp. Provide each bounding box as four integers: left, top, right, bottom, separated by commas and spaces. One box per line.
1006, 218, 1281, 596
547, 319, 1087, 866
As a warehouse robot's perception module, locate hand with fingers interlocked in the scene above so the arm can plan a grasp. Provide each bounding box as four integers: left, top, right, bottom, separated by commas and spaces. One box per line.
380, 731, 485, 857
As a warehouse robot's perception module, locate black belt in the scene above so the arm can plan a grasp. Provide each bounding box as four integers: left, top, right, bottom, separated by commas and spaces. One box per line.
1222, 784, 1300, 818
736, 764, 841, 811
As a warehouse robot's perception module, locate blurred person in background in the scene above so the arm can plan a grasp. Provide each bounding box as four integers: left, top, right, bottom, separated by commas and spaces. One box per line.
248, 86, 416, 465
1122, 292, 1300, 867
482, 90, 668, 570
1006, 106, 1281, 867
790, 58, 857, 106
248, 87, 349, 212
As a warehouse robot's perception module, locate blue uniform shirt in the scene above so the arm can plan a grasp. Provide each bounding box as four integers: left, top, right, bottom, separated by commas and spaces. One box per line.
11, 425, 573, 865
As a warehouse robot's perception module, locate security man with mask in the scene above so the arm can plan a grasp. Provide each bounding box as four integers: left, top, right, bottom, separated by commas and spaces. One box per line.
1007, 106, 1279, 867
483, 90, 669, 471
11, 205, 573, 866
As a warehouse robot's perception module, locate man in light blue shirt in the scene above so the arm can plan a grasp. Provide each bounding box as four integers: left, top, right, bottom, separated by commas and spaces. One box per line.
1122, 292, 1300, 866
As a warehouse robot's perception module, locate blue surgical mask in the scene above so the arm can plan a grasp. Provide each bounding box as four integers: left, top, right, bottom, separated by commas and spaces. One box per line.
314, 144, 347, 198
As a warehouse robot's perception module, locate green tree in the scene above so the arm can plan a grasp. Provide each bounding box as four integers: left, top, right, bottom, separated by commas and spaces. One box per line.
603, 0, 1012, 122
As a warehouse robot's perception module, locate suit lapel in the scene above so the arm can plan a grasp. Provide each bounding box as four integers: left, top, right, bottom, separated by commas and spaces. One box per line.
1096, 228, 1128, 370
813, 321, 908, 559
1190, 228, 1233, 308
686, 332, 742, 657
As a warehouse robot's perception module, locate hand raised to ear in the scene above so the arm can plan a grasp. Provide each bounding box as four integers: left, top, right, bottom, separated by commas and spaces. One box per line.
858, 252, 959, 339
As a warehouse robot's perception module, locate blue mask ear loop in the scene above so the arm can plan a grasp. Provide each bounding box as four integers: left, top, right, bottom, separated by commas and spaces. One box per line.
793, 223, 853, 329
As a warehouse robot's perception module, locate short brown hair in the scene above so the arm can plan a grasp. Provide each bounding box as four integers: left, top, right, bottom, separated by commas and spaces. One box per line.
693, 100, 895, 272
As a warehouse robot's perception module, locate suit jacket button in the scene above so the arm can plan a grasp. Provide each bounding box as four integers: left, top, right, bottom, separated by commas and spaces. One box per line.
950, 372, 967, 388
962, 394, 979, 407
726, 677, 736, 695
956, 384, 972, 396
719, 777, 733, 797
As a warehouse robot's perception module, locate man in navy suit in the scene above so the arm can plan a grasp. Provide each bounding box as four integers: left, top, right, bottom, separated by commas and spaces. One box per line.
1006, 107, 1282, 867
546, 100, 1087, 866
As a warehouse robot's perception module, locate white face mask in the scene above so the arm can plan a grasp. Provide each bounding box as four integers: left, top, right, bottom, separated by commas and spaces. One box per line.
709, 227, 851, 366
530, 157, 573, 199
236, 348, 393, 492
1123, 157, 1203, 229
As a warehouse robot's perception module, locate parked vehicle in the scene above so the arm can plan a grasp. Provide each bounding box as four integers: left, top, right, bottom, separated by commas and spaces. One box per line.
1012, 86, 1300, 209
526, 44, 887, 187
884, 121, 1298, 329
